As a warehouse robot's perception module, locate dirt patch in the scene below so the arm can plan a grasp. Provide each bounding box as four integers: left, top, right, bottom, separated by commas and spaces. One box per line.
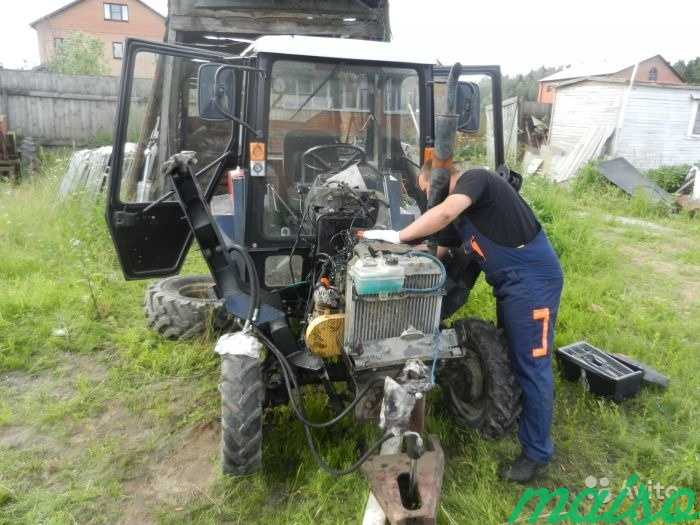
0, 426, 38, 449
0, 352, 110, 454
120, 422, 219, 525
1, 351, 215, 523
149, 422, 218, 503
619, 244, 678, 274
606, 214, 677, 234
0, 352, 107, 401
69, 401, 154, 447
679, 281, 700, 304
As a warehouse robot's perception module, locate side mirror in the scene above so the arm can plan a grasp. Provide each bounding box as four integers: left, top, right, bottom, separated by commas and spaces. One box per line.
456, 82, 480, 133
198, 63, 236, 121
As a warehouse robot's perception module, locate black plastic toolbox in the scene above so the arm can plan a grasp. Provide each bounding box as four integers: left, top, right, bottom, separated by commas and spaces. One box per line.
556, 342, 644, 401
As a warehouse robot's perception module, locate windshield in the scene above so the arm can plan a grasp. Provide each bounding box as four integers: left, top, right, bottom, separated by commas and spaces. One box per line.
264, 59, 421, 238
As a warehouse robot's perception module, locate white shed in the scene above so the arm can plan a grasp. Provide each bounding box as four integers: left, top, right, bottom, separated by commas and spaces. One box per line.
549, 79, 700, 172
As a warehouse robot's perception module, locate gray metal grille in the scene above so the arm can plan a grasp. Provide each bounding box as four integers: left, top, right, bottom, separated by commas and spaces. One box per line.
344, 271, 442, 351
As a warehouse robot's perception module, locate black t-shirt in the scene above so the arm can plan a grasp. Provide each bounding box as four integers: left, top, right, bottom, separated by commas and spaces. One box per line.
445, 168, 540, 248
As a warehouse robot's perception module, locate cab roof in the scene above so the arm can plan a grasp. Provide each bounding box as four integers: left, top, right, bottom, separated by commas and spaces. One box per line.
242, 35, 434, 65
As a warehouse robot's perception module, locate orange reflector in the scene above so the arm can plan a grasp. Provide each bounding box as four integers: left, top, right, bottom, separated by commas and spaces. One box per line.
249, 142, 266, 161
423, 147, 434, 163
532, 308, 550, 358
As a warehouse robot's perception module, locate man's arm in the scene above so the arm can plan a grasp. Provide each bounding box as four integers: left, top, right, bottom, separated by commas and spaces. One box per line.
398, 194, 472, 242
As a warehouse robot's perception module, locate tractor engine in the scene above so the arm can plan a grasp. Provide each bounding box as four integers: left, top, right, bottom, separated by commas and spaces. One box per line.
302, 178, 460, 420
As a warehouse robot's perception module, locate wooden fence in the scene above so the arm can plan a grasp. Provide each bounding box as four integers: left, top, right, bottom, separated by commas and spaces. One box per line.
0, 69, 151, 146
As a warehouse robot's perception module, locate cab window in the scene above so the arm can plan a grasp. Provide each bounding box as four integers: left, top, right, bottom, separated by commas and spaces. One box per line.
263, 59, 421, 238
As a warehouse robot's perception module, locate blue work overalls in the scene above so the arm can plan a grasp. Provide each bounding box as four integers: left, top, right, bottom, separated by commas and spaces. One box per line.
456, 216, 564, 463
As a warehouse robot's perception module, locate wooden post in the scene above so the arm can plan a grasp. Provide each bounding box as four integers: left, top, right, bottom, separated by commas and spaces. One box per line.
0, 87, 9, 130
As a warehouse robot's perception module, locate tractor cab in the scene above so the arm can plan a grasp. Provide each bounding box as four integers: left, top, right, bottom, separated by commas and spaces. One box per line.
106, 35, 505, 289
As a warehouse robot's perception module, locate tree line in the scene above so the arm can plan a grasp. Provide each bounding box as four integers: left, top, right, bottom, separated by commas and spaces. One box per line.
673, 58, 700, 85
488, 59, 700, 104
44, 32, 700, 90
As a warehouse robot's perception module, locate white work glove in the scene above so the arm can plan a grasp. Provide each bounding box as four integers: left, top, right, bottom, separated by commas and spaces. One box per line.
360, 229, 402, 244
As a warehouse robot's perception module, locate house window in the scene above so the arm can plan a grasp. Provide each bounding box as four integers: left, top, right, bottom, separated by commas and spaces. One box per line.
648, 67, 658, 82
112, 42, 124, 59
104, 3, 129, 21
546, 85, 553, 92
54, 37, 64, 49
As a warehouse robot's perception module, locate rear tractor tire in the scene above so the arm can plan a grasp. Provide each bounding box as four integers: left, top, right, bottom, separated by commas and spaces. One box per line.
220, 354, 264, 476
144, 275, 229, 340
439, 318, 522, 439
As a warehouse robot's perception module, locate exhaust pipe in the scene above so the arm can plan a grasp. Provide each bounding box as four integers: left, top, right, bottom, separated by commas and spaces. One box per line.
428, 63, 462, 209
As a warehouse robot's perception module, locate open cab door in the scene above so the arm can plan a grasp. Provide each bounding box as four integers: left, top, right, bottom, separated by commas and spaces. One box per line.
106, 39, 241, 279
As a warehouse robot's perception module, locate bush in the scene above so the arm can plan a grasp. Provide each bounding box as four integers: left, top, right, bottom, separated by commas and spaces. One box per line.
645, 164, 691, 192
454, 141, 487, 165
47, 32, 108, 76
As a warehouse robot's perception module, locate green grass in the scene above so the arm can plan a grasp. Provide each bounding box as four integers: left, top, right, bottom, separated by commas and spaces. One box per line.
645, 164, 694, 193
1, 156, 699, 524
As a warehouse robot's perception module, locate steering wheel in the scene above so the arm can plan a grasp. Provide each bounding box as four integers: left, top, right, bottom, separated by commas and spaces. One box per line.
301, 144, 367, 185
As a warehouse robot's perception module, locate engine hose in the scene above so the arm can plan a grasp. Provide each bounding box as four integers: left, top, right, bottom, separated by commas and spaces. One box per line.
253, 329, 394, 475
233, 242, 380, 427
402, 250, 447, 294
228, 242, 393, 474
305, 428, 395, 476
228, 244, 261, 324
254, 329, 384, 428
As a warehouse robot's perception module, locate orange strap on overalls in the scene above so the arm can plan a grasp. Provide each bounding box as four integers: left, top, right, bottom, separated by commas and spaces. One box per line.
469, 236, 486, 259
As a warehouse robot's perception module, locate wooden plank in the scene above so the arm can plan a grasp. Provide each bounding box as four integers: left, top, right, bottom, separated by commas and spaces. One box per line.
5, 89, 147, 103
170, 0, 386, 17
168, 0, 389, 39
168, 14, 386, 39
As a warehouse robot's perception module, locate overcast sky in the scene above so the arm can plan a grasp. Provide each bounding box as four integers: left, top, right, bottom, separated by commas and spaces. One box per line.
0, 0, 697, 74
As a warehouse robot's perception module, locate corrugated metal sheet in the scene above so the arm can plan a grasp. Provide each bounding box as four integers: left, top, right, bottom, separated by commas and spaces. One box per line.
549, 82, 624, 153
598, 157, 673, 205
550, 125, 614, 182
616, 85, 700, 170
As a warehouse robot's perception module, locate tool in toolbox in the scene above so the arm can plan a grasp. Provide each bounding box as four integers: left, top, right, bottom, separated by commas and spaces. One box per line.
556, 341, 669, 401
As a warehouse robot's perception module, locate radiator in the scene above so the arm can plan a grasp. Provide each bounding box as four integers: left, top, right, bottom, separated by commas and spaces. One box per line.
344, 253, 443, 352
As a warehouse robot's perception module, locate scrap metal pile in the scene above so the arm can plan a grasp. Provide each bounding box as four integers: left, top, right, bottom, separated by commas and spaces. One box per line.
0, 115, 21, 183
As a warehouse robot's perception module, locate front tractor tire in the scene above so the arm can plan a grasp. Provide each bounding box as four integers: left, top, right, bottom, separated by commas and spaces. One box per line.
144, 275, 227, 340
220, 354, 264, 476
440, 318, 522, 439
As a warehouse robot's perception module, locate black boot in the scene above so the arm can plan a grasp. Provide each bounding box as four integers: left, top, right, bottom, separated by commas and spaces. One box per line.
500, 453, 548, 483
